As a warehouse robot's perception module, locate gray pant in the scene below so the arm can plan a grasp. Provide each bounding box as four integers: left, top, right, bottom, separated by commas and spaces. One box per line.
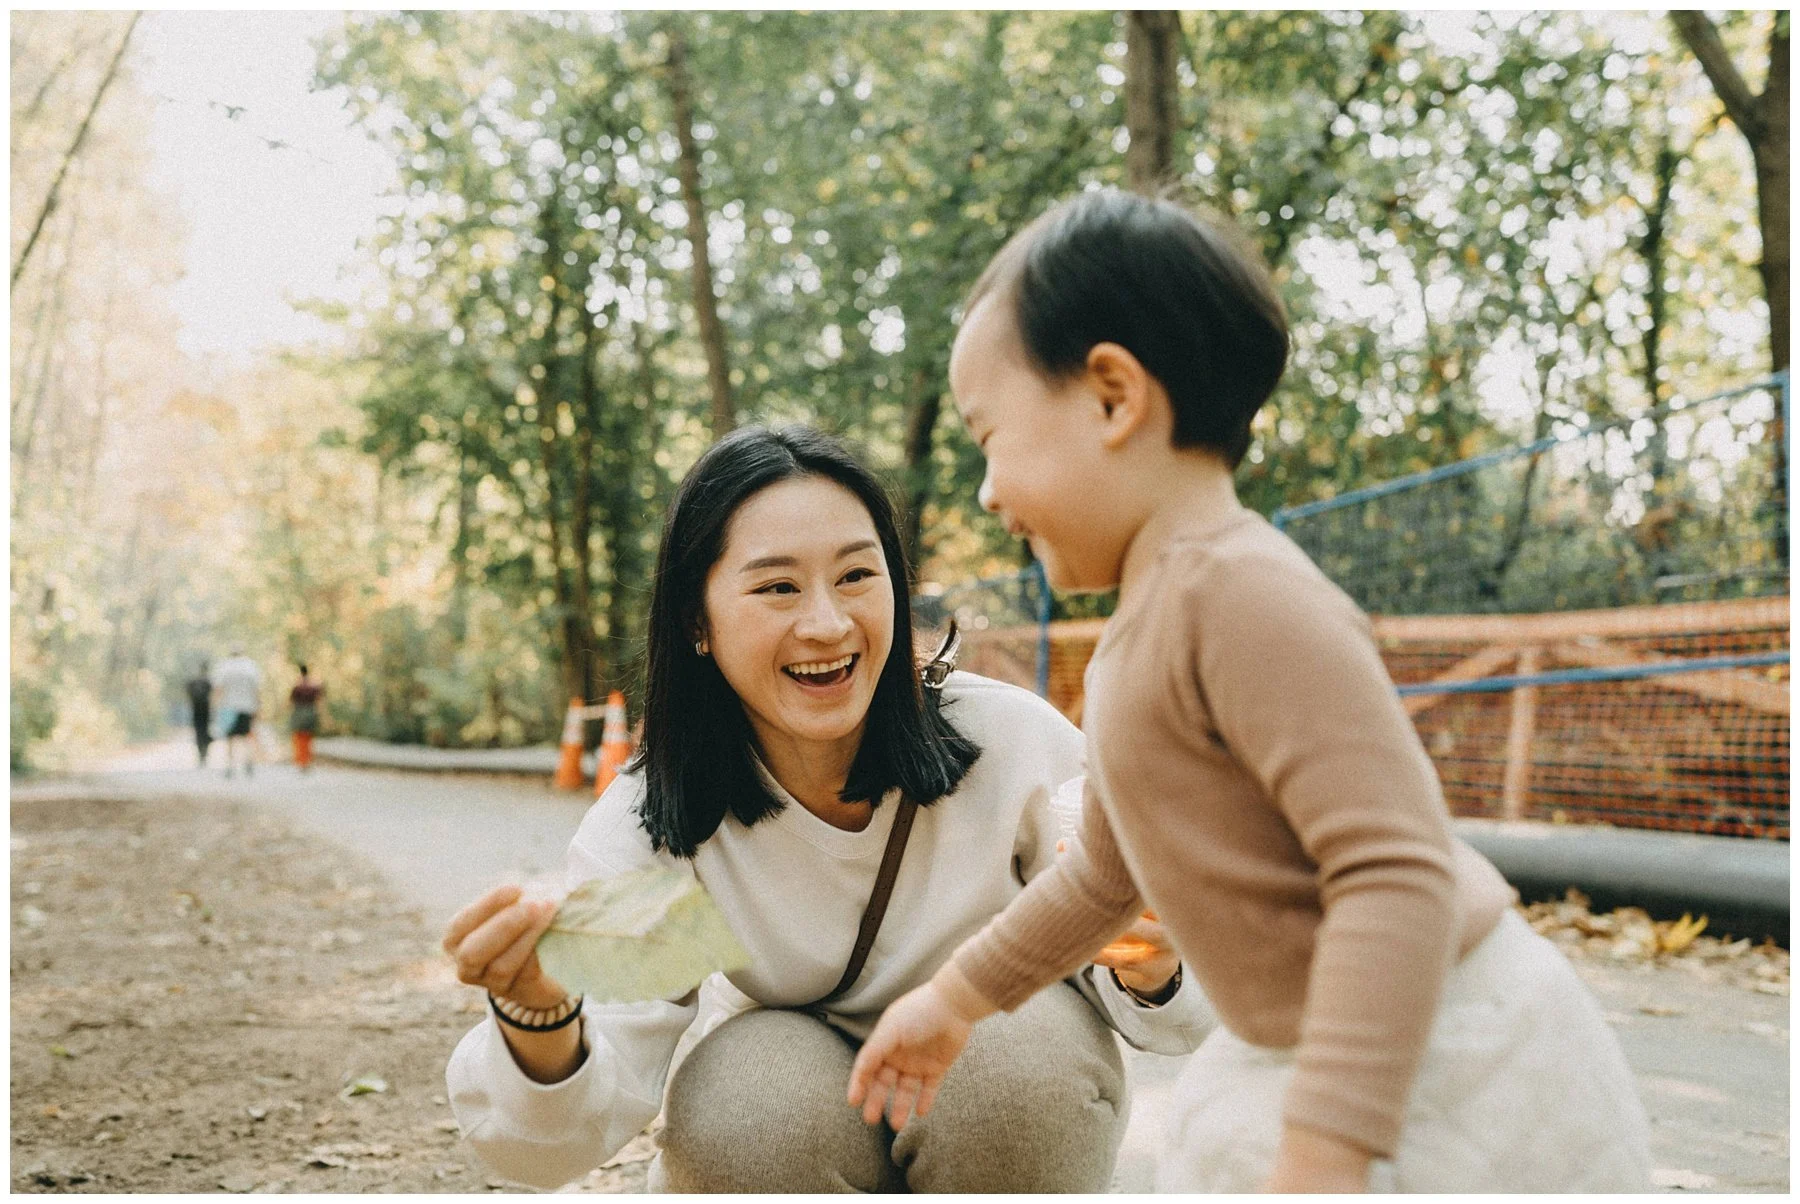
656, 981, 1127, 1192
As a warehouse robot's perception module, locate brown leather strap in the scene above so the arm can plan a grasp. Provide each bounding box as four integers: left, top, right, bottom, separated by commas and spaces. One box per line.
809, 793, 920, 1009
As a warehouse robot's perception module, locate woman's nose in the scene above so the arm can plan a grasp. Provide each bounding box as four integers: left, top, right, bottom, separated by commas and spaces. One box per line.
794, 591, 854, 640
977, 471, 998, 513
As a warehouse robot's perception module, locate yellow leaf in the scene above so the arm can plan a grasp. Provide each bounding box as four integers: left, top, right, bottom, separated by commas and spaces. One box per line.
1656, 913, 1708, 955
816, 177, 839, 202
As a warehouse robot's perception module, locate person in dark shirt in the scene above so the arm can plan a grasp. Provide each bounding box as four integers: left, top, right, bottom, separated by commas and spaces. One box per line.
184, 662, 213, 768
289, 664, 324, 773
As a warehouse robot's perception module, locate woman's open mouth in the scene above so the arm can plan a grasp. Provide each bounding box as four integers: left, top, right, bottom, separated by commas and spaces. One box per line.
783, 653, 859, 689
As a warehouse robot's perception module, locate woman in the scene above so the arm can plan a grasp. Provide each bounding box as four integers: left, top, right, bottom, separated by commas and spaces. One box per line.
289, 664, 323, 772
442, 426, 1212, 1192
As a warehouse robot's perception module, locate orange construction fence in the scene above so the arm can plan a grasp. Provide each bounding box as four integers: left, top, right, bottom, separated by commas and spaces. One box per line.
946, 595, 1789, 840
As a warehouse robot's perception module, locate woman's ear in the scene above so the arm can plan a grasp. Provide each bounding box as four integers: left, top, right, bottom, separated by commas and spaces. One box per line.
1084, 342, 1157, 450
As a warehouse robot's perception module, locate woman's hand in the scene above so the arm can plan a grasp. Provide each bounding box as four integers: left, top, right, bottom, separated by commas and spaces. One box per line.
1055, 840, 1180, 999
1262, 1123, 1374, 1193
1091, 912, 1181, 999
442, 884, 568, 1011
847, 965, 996, 1130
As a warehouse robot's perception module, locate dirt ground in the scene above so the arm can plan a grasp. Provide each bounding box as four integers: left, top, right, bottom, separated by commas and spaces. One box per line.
11, 783, 1790, 1193
10, 790, 651, 1193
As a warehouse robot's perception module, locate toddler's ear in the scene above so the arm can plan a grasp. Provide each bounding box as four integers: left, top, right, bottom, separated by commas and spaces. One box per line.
1085, 342, 1157, 450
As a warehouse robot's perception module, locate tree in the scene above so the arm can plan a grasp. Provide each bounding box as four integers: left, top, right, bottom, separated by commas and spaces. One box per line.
1670, 11, 1788, 372
11, 11, 137, 288
1124, 11, 1182, 194
663, 19, 736, 438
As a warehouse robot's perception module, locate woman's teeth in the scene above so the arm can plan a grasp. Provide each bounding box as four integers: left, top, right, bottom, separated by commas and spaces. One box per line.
784, 654, 856, 685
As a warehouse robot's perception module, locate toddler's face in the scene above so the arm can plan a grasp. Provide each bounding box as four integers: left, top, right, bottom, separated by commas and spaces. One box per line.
948, 296, 1128, 592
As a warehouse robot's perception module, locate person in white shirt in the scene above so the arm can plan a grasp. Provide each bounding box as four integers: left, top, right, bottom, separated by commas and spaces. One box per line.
441, 426, 1213, 1191
210, 648, 262, 779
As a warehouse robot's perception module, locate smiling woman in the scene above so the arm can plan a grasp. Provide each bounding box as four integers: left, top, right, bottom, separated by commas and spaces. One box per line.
439, 425, 1214, 1192
640, 429, 975, 854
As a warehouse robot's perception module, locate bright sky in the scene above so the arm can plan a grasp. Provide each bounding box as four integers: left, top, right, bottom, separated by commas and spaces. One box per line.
134, 11, 396, 366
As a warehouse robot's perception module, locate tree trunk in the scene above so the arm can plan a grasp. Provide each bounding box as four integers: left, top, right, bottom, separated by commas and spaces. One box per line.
1669, 10, 1788, 373
532, 208, 596, 709
1124, 11, 1182, 195
448, 440, 474, 644
1669, 10, 1787, 563
665, 23, 735, 438
901, 371, 941, 578
12, 11, 138, 289
1754, 19, 1789, 374
1640, 135, 1678, 492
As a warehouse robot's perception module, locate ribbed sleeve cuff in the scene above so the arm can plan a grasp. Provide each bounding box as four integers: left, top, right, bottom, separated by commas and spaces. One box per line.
952, 858, 1141, 1012
1281, 1081, 1403, 1161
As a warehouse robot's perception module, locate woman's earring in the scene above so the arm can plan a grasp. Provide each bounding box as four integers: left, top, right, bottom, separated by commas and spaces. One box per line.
694, 640, 708, 657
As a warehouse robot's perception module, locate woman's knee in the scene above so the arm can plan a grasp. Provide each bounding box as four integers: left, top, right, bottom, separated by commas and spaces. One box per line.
659, 1008, 897, 1192
895, 984, 1127, 1191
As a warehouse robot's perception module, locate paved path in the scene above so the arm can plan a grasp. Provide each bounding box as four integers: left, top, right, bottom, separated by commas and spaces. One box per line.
27, 739, 1788, 1193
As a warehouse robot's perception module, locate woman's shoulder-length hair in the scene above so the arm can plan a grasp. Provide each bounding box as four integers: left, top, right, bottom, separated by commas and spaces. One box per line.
630, 424, 981, 858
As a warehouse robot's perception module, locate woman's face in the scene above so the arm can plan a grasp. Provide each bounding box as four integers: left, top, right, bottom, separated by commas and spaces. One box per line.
700, 476, 896, 760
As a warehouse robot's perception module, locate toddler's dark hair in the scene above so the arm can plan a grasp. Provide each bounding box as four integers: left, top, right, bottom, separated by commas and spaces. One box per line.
965, 190, 1289, 468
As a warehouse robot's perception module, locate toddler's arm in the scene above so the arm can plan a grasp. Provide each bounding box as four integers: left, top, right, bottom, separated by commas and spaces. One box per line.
849, 781, 1143, 1129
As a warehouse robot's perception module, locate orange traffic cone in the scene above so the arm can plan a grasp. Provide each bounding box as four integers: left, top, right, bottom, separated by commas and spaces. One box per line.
552, 697, 586, 791
594, 691, 632, 796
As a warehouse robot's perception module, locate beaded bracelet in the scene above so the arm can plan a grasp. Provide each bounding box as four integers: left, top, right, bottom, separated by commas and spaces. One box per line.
488, 991, 584, 1033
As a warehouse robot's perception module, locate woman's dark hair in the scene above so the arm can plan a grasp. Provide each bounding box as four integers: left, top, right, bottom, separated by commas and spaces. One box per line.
965, 189, 1289, 468
630, 424, 980, 858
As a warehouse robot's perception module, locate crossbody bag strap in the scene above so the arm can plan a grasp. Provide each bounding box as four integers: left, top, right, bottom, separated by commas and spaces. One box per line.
809, 792, 920, 1009
805, 621, 956, 1012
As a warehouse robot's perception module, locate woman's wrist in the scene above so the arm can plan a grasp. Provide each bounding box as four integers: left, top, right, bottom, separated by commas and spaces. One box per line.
1111, 962, 1181, 1007
495, 1011, 589, 1085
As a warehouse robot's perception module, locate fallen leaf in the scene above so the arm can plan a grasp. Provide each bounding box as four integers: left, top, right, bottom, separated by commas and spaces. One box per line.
48, 1044, 74, 1058
313, 1112, 334, 1128
1637, 1004, 1685, 1018
41, 1104, 63, 1118
536, 867, 749, 1004
340, 1075, 387, 1098
1656, 913, 1708, 955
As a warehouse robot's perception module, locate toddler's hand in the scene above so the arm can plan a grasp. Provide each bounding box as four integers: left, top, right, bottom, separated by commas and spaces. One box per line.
847, 967, 994, 1129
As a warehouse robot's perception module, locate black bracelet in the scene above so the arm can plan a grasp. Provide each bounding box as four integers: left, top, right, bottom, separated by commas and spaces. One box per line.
488, 992, 583, 1033
1112, 963, 1181, 1008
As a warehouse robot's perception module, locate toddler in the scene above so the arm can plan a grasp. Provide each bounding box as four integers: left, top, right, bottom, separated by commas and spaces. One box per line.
848, 191, 1649, 1192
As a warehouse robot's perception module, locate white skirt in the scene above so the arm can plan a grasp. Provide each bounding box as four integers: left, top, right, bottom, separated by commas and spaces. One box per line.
1156, 910, 1651, 1193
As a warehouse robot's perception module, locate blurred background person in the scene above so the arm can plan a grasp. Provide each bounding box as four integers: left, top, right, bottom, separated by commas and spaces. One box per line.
289, 663, 323, 772
184, 659, 214, 768
211, 647, 262, 778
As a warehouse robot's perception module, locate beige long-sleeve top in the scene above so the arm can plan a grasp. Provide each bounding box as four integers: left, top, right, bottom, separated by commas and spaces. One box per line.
952, 506, 1515, 1157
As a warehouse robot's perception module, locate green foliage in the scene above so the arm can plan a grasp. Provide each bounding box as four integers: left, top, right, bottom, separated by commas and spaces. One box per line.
17, 12, 1771, 759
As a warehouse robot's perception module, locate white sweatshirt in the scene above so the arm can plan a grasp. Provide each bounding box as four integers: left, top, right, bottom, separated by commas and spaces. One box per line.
447, 672, 1214, 1190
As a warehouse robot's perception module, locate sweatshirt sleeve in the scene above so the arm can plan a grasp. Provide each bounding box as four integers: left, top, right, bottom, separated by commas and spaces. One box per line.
1030, 774, 1214, 1054
446, 774, 698, 1189
953, 774, 1144, 1011
1189, 549, 1458, 1157
446, 997, 695, 1190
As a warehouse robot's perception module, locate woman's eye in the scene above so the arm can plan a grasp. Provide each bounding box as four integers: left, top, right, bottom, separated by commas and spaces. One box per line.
758, 582, 799, 596
841, 567, 877, 585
